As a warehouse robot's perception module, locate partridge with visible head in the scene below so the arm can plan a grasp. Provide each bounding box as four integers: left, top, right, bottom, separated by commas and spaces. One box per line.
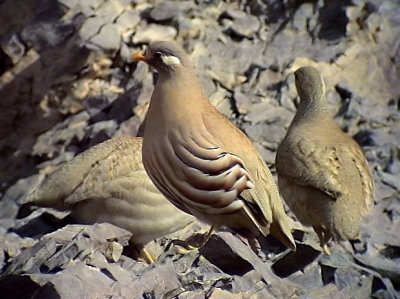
132, 41, 296, 250
276, 66, 374, 254
23, 137, 194, 262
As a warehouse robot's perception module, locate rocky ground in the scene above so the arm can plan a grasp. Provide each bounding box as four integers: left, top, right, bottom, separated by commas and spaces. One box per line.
0, 0, 399, 298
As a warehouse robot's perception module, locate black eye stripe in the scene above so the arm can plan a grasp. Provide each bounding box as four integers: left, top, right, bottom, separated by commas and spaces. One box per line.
155, 51, 176, 57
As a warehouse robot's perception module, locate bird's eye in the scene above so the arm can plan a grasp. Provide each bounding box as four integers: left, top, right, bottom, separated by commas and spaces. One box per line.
155, 52, 163, 57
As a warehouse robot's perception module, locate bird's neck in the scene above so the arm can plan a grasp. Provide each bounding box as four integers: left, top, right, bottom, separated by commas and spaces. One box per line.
145, 68, 207, 132
158, 67, 203, 90
291, 96, 327, 125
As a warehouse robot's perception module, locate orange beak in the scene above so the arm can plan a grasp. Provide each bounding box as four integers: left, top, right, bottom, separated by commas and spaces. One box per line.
132, 51, 148, 62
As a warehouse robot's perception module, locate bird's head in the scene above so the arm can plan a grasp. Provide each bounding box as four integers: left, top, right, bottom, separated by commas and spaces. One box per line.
294, 66, 326, 104
132, 41, 191, 73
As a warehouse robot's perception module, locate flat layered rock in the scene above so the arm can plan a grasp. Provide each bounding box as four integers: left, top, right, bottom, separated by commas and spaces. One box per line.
0, 0, 399, 298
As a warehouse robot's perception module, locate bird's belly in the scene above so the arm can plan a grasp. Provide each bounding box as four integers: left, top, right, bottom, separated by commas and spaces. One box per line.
71, 189, 194, 246
331, 195, 369, 240
278, 178, 333, 232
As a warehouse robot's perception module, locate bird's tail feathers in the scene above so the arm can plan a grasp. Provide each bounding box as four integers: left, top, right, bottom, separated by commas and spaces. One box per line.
19, 188, 63, 208
19, 189, 38, 205
270, 219, 296, 250
242, 204, 270, 236
242, 199, 296, 250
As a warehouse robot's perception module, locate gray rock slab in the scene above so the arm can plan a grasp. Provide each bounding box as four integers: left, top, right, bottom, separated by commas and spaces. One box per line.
132, 24, 177, 44
149, 1, 180, 22
89, 23, 122, 50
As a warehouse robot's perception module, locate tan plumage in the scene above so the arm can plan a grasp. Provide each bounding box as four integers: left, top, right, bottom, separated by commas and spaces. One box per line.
276, 66, 374, 253
132, 41, 295, 249
24, 137, 194, 260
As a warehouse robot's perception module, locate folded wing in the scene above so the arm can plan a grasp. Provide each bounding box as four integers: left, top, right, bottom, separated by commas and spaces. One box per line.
144, 130, 255, 216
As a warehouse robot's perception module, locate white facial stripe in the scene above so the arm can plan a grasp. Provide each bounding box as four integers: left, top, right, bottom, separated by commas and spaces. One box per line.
161, 55, 181, 66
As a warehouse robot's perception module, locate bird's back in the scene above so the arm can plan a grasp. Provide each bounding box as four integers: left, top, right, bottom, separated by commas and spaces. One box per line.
277, 116, 374, 239
24, 137, 142, 207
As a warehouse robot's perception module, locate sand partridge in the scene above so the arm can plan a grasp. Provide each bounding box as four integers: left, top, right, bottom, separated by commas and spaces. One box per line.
276, 66, 374, 254
132, 41, 295, 250
24, 137, 194, 262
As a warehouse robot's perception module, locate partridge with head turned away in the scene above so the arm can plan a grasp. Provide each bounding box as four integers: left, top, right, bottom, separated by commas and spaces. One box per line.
23, 137, 194, 262
132, 41, 296, 250
276, 66, 374, 254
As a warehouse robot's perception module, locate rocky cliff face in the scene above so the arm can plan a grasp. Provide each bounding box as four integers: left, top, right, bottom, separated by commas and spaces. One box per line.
0, 0, 399, 298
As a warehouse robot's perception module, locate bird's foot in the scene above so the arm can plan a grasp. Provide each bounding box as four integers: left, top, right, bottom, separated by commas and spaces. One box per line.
164, 239, 200, 255
180, 234, 210, 252
170, 226, 216, 254
175, 245, 200, 255
315, 226, 333, 255
188, 225, 215, 248
322, 243, 332, 255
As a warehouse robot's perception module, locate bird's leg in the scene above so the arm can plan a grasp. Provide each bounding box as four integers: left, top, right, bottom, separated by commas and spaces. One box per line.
322, 243, 332, 256
128, 243, 156, 263
175, 225, 216, 254
140, 247, 156, 264
322, 230, 333, 256
189, 225, 216, 249
315, 226, 332, 255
